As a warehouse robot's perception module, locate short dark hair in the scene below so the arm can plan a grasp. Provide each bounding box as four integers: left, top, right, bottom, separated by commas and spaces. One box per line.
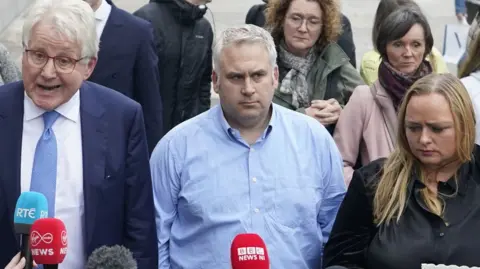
372, 0, 420, 49
375, 7, 433, 61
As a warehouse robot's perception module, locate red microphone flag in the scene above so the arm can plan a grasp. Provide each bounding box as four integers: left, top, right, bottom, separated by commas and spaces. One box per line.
230, 233, 270, 269
29, 218, 68, 265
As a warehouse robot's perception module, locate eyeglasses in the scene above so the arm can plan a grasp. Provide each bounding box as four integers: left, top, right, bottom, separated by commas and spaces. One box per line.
24, 49, 86, 74
286, 15, 322, 30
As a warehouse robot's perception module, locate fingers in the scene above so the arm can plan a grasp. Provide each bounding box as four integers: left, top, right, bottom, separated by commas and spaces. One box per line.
322, 105, 341, 114
15, 258, 26, 269
309, 110, 339, 125
5, 253, 25, 269
6, 253, 21, 269
318, 115, 339, 126
327, 98, 338, 105
315, 111, 334, 118
307, 99, 342, 125
315, 107, 341, 118
310, 100, 329, 110
314, 107, 340, 125
311, 99, 341, 112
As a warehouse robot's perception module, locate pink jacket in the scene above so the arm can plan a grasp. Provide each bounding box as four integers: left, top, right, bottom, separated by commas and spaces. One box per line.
333, 81, 397, 186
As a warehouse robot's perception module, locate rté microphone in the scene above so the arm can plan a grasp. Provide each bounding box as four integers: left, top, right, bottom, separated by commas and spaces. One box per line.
13, 191, 49, 269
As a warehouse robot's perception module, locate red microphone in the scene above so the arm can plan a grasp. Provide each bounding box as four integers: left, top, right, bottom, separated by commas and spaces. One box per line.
230, 233, 270, 269
29, 218, 68, 269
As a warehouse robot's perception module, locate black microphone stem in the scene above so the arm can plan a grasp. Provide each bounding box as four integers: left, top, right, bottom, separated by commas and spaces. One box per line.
44, 265, 58, 269
21, 234, 33, 269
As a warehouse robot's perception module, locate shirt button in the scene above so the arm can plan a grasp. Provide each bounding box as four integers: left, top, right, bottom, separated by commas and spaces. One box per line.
252, 177, 257, 183
250, 148, 255, 152
439, 232, 445, 237
254, 208, 260, 213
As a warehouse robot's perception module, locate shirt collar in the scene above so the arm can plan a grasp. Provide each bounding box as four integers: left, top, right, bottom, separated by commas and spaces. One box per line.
409, 161, 472, 196
24, 90, 80, 123
95, 0, 111, 22
214, 104, 276, 141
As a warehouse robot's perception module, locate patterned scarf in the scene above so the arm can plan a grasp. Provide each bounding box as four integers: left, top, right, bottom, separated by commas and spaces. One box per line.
278, 42, 317, 109
378, 60, 433, 110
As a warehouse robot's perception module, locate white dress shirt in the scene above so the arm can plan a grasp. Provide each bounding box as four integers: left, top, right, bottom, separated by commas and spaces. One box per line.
95, 0, 112, 39
21, 91, 85, 269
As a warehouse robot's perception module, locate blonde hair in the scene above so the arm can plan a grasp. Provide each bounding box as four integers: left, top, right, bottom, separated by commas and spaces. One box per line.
373, 73, 476, 225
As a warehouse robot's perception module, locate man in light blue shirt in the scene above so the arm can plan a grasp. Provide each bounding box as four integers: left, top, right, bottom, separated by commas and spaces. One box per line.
150, 24, 346, 269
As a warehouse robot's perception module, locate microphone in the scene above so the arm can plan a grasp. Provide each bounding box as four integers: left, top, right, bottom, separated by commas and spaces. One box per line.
85, 245, 137, 269
13, 191, 49, 269
29, 218, 68, 269
230, 233, 270, 269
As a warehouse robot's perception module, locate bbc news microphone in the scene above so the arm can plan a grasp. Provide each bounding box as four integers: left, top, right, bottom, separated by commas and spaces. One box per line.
85, 245, 137, 269
230, 233, 270, 269
29, 218, 67, 269
13, 192, 48, 269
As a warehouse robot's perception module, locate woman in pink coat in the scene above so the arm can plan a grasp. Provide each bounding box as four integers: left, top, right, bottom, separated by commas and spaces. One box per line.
334, 7, 433, 185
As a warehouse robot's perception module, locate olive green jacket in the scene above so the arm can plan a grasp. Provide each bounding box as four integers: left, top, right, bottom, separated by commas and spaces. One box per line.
273, 43, 365, 111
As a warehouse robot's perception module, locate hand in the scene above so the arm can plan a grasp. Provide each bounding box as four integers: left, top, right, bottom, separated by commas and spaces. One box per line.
5, 253, 25, 269
456, 13, 467, 24
309, 99, 342, 126
305, 99, 330, 119
5, 253, 37, 269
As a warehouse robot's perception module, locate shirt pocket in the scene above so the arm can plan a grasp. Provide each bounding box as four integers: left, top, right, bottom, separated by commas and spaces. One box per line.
266, 176, 318, 229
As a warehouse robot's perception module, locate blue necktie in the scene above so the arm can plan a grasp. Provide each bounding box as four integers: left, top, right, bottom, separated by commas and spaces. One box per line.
30, 111, 60, 218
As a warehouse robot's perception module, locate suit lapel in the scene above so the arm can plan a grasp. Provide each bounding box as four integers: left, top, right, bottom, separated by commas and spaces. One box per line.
0, 82, 24, 227
93, 6, 124, 79
80, 82, 107, 248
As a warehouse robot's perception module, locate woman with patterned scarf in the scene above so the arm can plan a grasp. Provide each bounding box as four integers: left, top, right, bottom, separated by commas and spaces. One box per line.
334, 7, 434, 186
265, 0, 364, 134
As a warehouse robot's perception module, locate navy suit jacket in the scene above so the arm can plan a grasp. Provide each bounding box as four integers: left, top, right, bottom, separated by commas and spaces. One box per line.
89, 0, 163, 154
0, 81, 158, 268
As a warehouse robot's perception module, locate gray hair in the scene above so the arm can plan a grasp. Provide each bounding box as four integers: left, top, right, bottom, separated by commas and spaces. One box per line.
213, 24, 277, 74
22, 0, 99, 61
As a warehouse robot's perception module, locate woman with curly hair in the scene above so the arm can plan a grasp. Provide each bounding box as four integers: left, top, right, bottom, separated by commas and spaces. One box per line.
265, 0, 364, 134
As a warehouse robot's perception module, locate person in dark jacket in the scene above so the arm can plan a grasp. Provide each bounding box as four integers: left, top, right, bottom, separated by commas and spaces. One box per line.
246, 0, 357, 68
324, 74, 480, 269
134, 0, 213, 134
84, 0, 163, 154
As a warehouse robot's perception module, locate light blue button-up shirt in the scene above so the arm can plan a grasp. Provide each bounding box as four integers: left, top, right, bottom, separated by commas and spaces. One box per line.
150, 104, 346, 269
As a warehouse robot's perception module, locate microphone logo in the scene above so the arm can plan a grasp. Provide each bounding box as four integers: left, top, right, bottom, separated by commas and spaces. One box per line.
31, 231, 54, 247
61, 231, 67, 246
236, 247, 266, 261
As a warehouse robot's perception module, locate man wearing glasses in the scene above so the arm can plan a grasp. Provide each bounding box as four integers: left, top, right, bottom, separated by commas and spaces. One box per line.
0, 0, 157, 268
